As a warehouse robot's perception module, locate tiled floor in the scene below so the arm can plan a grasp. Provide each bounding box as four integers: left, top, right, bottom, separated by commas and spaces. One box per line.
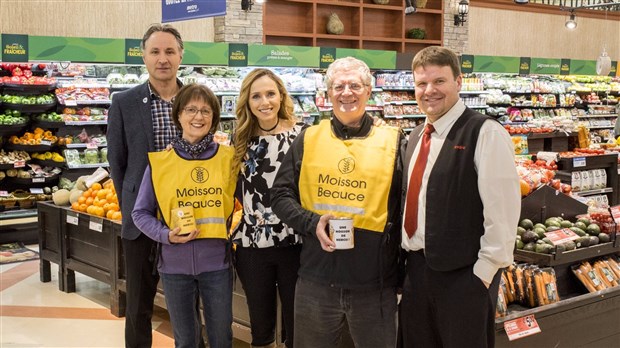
0, 245, 249, 348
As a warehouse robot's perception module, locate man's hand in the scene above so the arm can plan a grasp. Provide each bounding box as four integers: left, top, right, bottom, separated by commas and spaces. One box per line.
316, 214, 336, 252
168, 227, 198, 244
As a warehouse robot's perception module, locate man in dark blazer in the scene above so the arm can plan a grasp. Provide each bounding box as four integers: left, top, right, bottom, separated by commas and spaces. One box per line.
399, 47, 520, 347
107, 24, 185, 348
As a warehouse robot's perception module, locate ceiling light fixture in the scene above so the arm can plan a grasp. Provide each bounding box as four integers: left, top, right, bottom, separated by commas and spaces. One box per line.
565, 12, 577, 30
454, 0, 469, 27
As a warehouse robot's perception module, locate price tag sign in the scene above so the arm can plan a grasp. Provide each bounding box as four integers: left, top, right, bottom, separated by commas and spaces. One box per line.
65, 100, 77, 106
14, 160, 25, 168
40, 140, 52, 146
544, 228, 580, 245
0, 190, 9, 197
89, 218, 103, 232
573, 157, 586, 168
32, 177, 45, 183
66, 212, 79, 225
504, 315, 541, 341
29, 188, 44, 194
86, 143, 98, 149
610, 205, 620, 224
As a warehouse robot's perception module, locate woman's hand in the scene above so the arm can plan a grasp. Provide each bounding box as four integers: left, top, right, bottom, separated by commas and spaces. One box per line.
168, 227, 198, 244
316, 214, 336, 252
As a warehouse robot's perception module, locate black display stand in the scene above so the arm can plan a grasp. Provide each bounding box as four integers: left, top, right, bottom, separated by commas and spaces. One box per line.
494, 184, 620, 346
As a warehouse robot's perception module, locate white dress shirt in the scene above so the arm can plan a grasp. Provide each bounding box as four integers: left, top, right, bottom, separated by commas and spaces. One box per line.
402, 99, 521, 284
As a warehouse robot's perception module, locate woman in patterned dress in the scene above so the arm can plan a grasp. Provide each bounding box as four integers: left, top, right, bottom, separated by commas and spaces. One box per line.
231, 68, 309, 348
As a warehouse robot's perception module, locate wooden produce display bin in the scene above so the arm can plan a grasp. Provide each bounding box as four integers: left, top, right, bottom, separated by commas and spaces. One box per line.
37, 202, 66, 290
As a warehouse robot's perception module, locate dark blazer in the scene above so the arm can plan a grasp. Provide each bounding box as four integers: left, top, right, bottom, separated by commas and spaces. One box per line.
107, 82, 157, 240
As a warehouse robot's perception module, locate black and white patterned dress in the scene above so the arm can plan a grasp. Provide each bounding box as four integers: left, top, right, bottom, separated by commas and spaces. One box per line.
232, 122, 308, 248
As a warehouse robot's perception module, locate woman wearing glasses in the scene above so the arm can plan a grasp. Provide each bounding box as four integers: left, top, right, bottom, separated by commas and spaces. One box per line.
231, 68, 309, 348
132, 83, 235, 348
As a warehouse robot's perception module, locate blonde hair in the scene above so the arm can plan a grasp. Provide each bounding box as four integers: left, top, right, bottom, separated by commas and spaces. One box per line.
232, 68, 296, 176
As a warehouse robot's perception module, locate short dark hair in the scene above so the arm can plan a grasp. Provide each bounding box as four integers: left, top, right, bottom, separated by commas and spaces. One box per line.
141, 23, 184, 52
412, 47, 461, 79
171, 84, 221, 134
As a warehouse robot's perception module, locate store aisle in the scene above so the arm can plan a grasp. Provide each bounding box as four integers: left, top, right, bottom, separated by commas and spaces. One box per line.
0, 245, 249, 348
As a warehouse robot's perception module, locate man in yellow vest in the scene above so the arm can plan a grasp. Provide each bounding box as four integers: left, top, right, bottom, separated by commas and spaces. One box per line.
271, 57, 406, 347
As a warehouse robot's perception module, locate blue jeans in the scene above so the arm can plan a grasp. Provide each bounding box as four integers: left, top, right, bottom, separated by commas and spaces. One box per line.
160, 269, 233, 348
294, 277, 397, 348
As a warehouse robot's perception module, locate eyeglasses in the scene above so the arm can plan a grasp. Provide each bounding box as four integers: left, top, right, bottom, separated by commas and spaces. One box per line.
331, 83, 367, 93
183, 107, 212, 117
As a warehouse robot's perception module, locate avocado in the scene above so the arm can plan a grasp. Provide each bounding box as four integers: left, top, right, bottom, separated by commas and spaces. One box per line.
575, 236, 590, 248
560, 220, 573, 228
563, 240, 576, 251
574, 221, 588, 231
515, 239, 525, 250
586, 223, 601, 236
535, 242, 553, 254
588, 236, 599, 246
545, 220, 561, 228
577, 218, 591, 226
570, 227, 587, 237
546, 226, 561, 232
542, 237, 553, 245
534, 223, 547, 231
519, 219, 534, 230
523, 242, 536, 252
598, 233, 611, 243
533, 227, 547, 239
517, 226, 526, 237
556, 243, 566, 253
521, 230, 539, 244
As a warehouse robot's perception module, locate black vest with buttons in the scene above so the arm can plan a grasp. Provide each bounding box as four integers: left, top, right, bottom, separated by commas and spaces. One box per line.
407, 108, 493, 271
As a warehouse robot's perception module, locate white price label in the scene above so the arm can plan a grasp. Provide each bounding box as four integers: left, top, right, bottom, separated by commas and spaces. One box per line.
89, 220, 103, 232
86, 143, 98, 149
14, 160, 25, 168
30, 188, 44, 194
573, 157, 586, 168
32, 177, 45, 183
66, 214, 78, 225
40, 140, 52, 146
65, 100, 77, 106
0, 190, 9, 197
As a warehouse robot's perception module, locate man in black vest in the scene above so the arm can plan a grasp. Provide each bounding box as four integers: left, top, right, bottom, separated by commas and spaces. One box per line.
399, 47, 520, 347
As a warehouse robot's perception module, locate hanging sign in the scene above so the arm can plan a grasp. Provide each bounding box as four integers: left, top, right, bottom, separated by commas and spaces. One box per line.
228, 43, 248, 67
184, 42, 228, 65
519, 57, 531, 75
2, 34, 28, 62
570, 59, 597, 75
473, 55, 519, 74
461, 54, 474, 74
162, 0, 225, 23
560, 59, 571, 76
125, 39, 143, 65
530, 58, 561, 75
320, 47, 337, 69
336, 48, 396, 70
248, 44, 319, 68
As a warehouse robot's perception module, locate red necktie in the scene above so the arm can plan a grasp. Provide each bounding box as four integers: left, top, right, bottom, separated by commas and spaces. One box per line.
404, 123, 434, 238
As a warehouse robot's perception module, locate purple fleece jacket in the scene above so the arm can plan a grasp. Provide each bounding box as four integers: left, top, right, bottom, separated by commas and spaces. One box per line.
131, 143, 229, 275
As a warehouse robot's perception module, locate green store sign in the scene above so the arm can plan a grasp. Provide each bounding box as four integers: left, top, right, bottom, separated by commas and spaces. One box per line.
1, 33, 617, 76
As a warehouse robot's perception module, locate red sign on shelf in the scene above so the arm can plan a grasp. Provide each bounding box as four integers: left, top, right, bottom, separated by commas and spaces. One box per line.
504, 315, 542, 341
544, 228, 580, 245
610, 205, 620, 224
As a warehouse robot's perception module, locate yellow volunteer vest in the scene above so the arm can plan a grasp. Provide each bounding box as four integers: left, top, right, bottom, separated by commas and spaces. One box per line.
300, 120, 399, 233
148, 145, 235, 239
